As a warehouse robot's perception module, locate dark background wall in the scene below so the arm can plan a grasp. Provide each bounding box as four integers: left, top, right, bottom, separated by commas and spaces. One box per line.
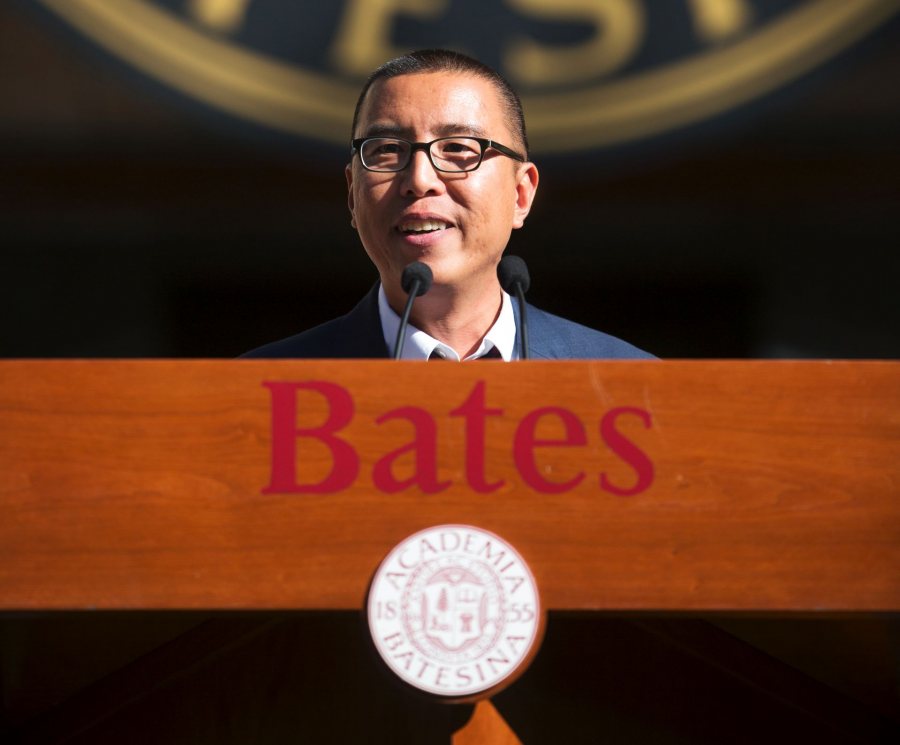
1, 3, 898, 359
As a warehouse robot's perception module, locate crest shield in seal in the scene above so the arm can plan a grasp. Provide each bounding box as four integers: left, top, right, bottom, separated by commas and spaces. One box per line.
367, 525, 542, 700
420, 566, 487, 653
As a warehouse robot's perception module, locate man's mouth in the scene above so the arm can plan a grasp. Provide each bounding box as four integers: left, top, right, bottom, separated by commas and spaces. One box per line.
397, 219, 451, 235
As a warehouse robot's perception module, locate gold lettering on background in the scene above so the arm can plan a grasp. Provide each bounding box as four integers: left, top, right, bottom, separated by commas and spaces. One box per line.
687, 0, 754, 43
331, 0, 449, 77
36, 0, 899, 151
188, 0, 253, 33
505, 0, 644, 86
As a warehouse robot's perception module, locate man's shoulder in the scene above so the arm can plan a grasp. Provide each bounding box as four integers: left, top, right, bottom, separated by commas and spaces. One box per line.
241, 285, 388, 359
241, 287, 653, 360
527, 304, 655, 360
240, 317, 385, 359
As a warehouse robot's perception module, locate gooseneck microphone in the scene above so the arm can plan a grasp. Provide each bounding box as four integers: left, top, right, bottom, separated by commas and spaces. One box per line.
497, 255, 531, 360
393, 261, 433, 360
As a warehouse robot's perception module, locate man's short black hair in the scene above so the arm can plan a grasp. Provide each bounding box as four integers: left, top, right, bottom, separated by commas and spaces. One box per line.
351, 49, 529, 157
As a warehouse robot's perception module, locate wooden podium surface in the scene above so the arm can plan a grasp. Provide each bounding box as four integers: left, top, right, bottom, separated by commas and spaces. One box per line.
2, 360, 899, 743
1, 360, 897, 612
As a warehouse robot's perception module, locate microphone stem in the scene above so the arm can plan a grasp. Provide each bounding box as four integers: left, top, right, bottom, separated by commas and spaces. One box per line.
515, 283, 529, 360
393, 278, 421, 360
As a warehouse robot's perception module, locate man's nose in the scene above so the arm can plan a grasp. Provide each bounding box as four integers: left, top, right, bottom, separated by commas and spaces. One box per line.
399, 149, 445, 197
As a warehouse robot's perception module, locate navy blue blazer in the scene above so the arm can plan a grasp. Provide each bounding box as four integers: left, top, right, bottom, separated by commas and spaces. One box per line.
242, 284, 652, 359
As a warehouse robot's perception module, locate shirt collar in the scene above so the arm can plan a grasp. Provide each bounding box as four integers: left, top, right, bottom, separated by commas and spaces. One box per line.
377, 283, 517, 361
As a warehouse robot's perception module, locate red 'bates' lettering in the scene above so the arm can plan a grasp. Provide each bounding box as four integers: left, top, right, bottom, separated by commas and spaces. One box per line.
262, 380, 653, 496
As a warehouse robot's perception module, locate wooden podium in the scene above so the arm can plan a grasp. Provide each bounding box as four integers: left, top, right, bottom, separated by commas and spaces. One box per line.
1, 361, 898, 743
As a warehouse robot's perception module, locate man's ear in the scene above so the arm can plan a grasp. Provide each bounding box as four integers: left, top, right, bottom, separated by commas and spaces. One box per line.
512, 161, 539, 229
345, 163, 357, 229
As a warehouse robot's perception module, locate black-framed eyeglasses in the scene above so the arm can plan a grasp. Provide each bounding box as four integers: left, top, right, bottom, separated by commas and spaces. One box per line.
351, 136, 525, 173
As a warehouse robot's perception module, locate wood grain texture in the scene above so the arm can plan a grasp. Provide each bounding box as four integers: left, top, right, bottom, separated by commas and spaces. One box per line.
0, 360, 897, 611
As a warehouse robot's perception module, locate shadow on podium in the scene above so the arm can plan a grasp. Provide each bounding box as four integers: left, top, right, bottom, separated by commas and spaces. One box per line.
4, 612, 897, 744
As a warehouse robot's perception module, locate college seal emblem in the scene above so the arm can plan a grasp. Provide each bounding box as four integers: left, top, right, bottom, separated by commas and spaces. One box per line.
367, 524, 542, 699
32, 0, 899, 154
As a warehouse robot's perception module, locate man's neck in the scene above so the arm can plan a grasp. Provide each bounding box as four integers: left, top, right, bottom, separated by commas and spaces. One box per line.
384, 278, 504, 359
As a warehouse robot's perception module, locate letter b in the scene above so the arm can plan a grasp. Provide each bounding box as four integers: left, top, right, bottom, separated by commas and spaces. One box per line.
262, 381, 359, 494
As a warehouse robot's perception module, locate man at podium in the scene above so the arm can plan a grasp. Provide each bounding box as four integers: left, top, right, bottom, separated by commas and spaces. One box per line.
244, 49, 651, 361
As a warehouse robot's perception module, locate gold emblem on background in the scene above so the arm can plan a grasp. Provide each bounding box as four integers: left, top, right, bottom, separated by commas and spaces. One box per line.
36, 0, 898, 153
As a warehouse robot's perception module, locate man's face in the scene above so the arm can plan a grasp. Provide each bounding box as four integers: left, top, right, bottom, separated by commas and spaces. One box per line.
346, 71, 538, 301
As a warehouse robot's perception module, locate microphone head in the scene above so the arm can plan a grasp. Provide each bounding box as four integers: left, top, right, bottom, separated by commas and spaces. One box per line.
497, 255, 531, 294
400, 261, 433, 297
